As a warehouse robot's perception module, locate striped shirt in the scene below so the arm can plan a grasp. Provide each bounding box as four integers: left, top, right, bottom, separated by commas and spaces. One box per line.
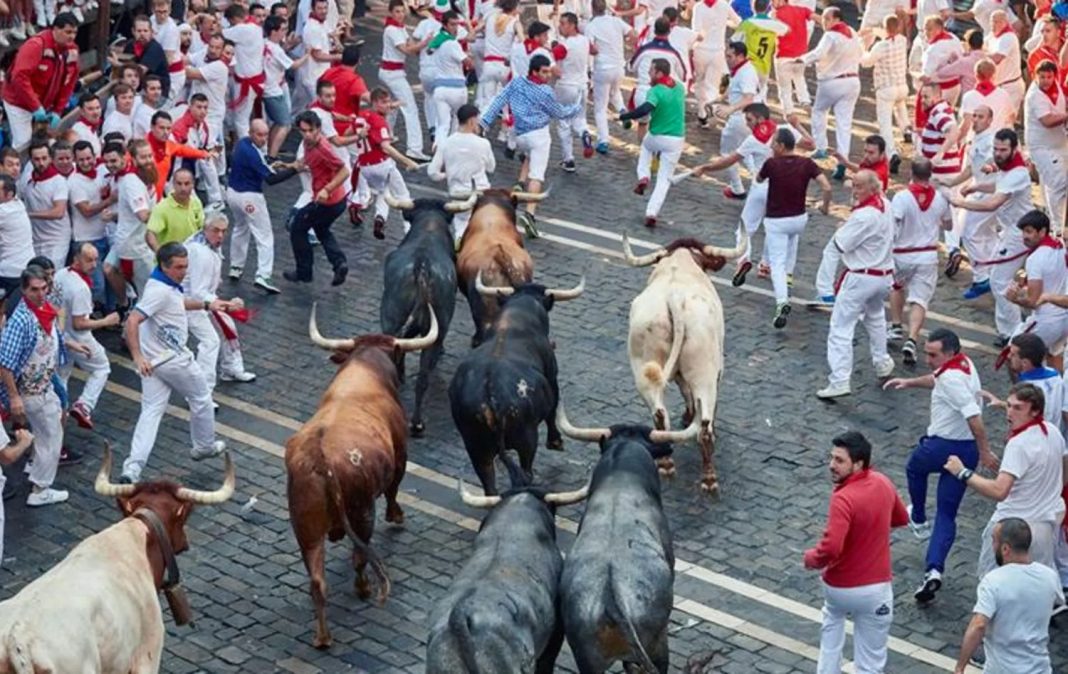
480, 76, 582, 136
861, 34, 908, 91
920, 102, 963, 174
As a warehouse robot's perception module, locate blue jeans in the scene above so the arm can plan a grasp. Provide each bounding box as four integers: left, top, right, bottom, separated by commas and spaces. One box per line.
289, 201, 347, 280
74, 237, 115, 311
906, 436, 979, 573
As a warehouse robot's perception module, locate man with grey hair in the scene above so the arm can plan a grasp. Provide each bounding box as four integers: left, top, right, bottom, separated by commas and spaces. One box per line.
0, 174, 34, 301
185, 215, 257, 402
122, 242, 227, 483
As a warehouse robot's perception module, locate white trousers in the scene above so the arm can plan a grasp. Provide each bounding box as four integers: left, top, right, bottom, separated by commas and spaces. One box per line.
816, 238, 842, 298
2, 100, 33, 150
33, 238, 69, 271
231, 87, 255, 138
167, 72, 187, 108
774, 57, 810, 114
1032, 148, 1068, 235
959, 206, 999, 284
1001, 78, 1026, 113
419, 69, 438, 132
875, 84, 909, 158
592, 68, 624, 144
23, 390, 63, 490
764, 214, 807, 303
979, 516, 1060, 579
827, 272, 893, 387
812, 77, 861, 156
516, 126, 552, 182
354, 159, 412, 220
818, 581, 893, 674
124, 355, 215, 479
379, 69, 424, 154
1056, 523, 1068, 587
637, 134, 683, 218
694, 50, 727, 110
986, 234, 1029, 336
739, 181, 769, 262
477, 60, 510, 111
554, 83, 588, 162
58, 336, 110, 410
721, 113, 749, 194
188, 310, 245, 395
226, 189, 274, 280
432, 85, 468, 149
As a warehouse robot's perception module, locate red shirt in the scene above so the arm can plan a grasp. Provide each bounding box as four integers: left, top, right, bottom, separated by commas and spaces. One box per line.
304, 137, 347, 206
861, 157, 890, 191
2, 30, 79, 113
356, 110, 392, 167
758, 154, 823, 218
804, 469, 908, 588
774, 5, 813, 59
319, 65, 368, 120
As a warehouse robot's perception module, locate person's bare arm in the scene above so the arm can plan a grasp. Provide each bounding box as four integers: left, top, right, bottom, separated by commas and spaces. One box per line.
72, 312, 121, 331
316, 164, 351, 203
1, 368, 22, 422
693, 152, 743, 176
382, 141, 420, 170
968, 416, 998, 470
949, 191, 1008, 212
816, 174, 832, 214
145, 230, 161, 252
124, 310, 152, 376
0, 429, 33, 465
883, 373, 937, 390
953, 614, 988, 674
1006, 278, 1043, 310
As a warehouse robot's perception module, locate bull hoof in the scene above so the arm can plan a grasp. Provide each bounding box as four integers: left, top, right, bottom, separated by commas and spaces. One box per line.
410, 421, 425, 437
656, 457, 676, 477
385, 505, 405, 525
355, 577, 372, 601
546, 437, 564, 451
681, 410, 694, 427
699, 480, 721, 498
653, 408, 666, 431
313, 633, 333, 650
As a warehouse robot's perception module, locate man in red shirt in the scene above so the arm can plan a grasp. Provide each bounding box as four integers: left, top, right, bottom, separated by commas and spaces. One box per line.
2, 13, 79, 150
771, 0, 813, 114
804, 431, 909, 674
319, 44, 370, 123
277, 111, 351, 287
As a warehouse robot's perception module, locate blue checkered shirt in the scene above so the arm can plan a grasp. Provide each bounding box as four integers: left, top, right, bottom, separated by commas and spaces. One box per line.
0, 300, 67, 409
480, 76, 582, 136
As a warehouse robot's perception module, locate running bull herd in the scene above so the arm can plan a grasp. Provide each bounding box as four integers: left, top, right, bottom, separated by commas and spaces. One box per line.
0, 194, 748, 673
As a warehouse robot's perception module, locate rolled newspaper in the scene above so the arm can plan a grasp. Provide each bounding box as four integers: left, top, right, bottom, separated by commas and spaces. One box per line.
669, 168, 696, 185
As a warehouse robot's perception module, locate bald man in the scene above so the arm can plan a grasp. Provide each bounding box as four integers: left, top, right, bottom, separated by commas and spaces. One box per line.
227, 119, 283, 294
818, 170, 896, 399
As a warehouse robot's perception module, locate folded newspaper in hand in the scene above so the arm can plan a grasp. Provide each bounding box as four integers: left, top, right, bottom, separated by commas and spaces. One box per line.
669, 169, 696, 186
149, 349, 178, 369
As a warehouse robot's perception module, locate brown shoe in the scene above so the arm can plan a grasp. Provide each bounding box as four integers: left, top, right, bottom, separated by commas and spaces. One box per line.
373, 216, 386, 240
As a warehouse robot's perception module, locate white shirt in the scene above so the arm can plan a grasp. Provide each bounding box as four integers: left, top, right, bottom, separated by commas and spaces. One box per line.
735, 123, 800, 175
182, 237, 222, 302
556, 34, 591, 86
668, 26, 698, 68
414, 17, 442, 73
223, 23, 266, 79
691, 0, 740, 56
995, 421, 1066, 523
960, 85, 1015, 133
585, 15, 631, 73
861, 0, 908, 28
427, 131, 495, 195
69, 121, 101, 156
482, 10, 518, 59
382, 24, 410, 64
967, 128, 997, 187
922, 34, 964, 80
726, 60, 760, 107
891, 187, 952, 265
135, 276, 191, 362
1024, 83, 1068, 151
802, 28, 862, 80
1025, 243, 1068, 321
0, 199, 35, 278
431, 39, 467, 83
1019, 367, 1066, 435
834, 202, 893, 270
995, 165, 1034, 231
190, 59, 230, 129
987, 29, 1023, 85
52, 266, 94, 341
861, 34, 908, 91
19, 172, 70, 248
264, 42, 294, 97
975, 563, 1062, 674
928, 357, 983, 439
301, 18, 332, 87
970, 0, 1018, 35
132, 101, 160, 140
101, 109, 134, 141
151, 15, 181, 61
67, 171, 110, 242
511, 42, 553, 80
114, 174, 155, 258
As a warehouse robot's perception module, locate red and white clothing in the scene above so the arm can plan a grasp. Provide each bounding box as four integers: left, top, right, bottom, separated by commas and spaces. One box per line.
971, 0, 1019, 35
919, 101, 963, 175
53, 266, 110, 413
184, 233, 247, 395
918, 30, 964, 105
19, 168, 71, 270
772, 2, 812, 114
477, 10, 519, 110
223, 22, 266, 137
67, 167, 110, 244
264, 41, 294, 100
987, 24, 1026, 108
1025, 81, 1068, 234
734, 121, 803, 261
152, 14, 185, 104
634, 0, 678, 35
803, 23, 863, 158
554, 33, 592, 163
69, 118, 102, 156
960, 81, 1016, 134
586, 14, 632, 145
988, 158, 1035, 336
109, 172, 156, 291
353, 110, 412, 223
721, 59, 761, 195
379, 19, 425, 156
1016, 237, 1068, 355
891, 184, 952, 309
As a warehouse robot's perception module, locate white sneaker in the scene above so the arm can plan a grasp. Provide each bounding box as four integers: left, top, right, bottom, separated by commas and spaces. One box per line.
906, 504, 932, 540
9, 21, 26, 40
816, 383, 851, 399
191, 440, 226, 461
887, 324, 905, 341
875, 359, 895, 378
0, 31, 10, 48
220, 371, 257, 382
27, 488, 70, 507
914, 568, 942, 603
228, 266, 243, 280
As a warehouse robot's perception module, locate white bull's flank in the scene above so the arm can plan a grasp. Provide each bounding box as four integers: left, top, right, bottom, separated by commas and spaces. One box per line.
0, 518, 165, 674
624, 231, 747, 495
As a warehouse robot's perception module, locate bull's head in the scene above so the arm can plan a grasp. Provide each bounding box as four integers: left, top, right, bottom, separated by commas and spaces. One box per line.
455, 185, 551, 211
309, 302, 439, 365
456, 476, 590, 509
384, 193, 478, 213
555, 401, 698, 455
621, 229, 748, 272
474, 270, 585, 304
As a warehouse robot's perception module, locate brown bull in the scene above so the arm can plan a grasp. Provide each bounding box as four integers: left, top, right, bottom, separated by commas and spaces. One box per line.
456, 189, 545, 346
285, 303, 438, 649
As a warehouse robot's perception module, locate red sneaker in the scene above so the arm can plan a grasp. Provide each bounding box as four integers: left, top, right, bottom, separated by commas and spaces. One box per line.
634, 178, 650, 195
69, 401, 93, 430
723, 187, 747, 200
348, 203, 363, 226
644, 216, 657, 228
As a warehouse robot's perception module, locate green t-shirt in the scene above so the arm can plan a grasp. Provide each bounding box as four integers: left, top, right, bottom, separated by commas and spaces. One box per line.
146, 194, 205, 245
736, 15, 786, 76
646, 82, 686, 138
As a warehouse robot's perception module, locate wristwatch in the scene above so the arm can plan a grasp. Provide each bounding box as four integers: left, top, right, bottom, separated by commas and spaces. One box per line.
957, 468, 974, 483
203, 300, 210, 311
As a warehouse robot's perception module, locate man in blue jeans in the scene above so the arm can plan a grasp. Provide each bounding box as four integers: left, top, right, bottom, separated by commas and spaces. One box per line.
884, 328, 998, 604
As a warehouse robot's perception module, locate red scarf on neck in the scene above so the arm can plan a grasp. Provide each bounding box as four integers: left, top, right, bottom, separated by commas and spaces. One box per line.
30, 165, 60, 184
77, 164, 98, 179
908, 181, 937, 211
995, 24, 1014, 38
828, 22, 853, 38
524, 38, 542, 54
1041, 82, 1061, 106
133, 40, 147, 59
930, 30, 954, 44
117, 156, 139, 178
146, 133, 168, 163
385, 16, 404, 28
1009, 414, 1048, 440
24, 298, 58, 336
934, 352, 971, 377
702, 0, 717, 6
70, 265, 93, 288
528, 72, 548, 85
1037, 234, 1064, 250
853, 193, 885, 212
729, 57, 749, 77
975, 79, 996, 95
999, 151, 1027, 172
78, 115, 101, 133
653, 74, 676, 88
752, 119, 776, 143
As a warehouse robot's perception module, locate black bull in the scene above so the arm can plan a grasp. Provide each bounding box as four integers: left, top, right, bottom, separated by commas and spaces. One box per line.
447, 278, 584, 495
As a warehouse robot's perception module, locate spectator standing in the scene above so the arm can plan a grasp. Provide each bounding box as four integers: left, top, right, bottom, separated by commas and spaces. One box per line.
68, 141, 116, 308
0, 175, 35, 300
19, 140, 71, 271
124, 16, 172, 99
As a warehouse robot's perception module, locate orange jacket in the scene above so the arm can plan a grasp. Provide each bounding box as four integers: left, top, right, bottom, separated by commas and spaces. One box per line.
147, 134, 210, 199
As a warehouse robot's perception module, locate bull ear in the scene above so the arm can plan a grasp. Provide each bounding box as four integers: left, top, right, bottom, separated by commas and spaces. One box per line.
329, 352, 348, 364
119, 496, 135, 516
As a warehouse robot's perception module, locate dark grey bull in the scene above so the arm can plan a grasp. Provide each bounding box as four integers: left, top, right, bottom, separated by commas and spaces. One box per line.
425, 456, 588, 673
381, 194, 475, 435
447, 273, 585, 495
555, 404, 699, 673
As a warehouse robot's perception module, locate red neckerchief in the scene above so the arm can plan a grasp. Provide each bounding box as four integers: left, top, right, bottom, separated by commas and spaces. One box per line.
995, 24, 1013, 38
703, 0, 717, 5
828, 22, 853, 38
1008, 414, 1048, 440
860, 156, 889, 189
133, 40, 147, 59
853, 193, 885, 212
999, 151, 1027, 172
77, 164, 98, 179
30, 164, 60, 184
78, 115, 101, 132
1037, 234, 1064, 250
70, 265, 93, 288
524, 38, 541, 54
385, 16, 404, 28
752, 119, 776, 143
24, 298, 58, 336
528, 73, 548, 85
729, 57, 749, 77
908, 181, 937, 211
117, 156, 139, 177
975, 79, 996, 95
930, 30, 954, 44
57, 166, 73, 178
1041, 82, 1061, 106
653, 74, 676, 88
934, 352, 971, 377
146, 133, 168, 163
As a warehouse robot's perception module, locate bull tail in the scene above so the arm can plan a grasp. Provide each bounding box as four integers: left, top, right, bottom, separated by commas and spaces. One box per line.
4, 620, 37, 674
492, 244, 528, 287
608, 566, 658, 673
399, 259, 435, 339
640, 295, 686, 390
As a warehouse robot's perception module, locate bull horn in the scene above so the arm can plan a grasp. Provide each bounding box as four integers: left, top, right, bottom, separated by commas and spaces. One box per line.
457, 477, 501, 508
622, 233, 666, 267
648, 416, 702, 444
475, 269, 515, 297
544, 276, 585, 301
544, 480, 590, 506
176, 452, 236, 505
308, 303, 356, 351
556, 402, 611, 442
384, 194, 415, 210
444, 192, 478, 213
702, 226, 748, 260
393, 302, 439, 352
511, 188, 550, 203
94, 442, 137, 498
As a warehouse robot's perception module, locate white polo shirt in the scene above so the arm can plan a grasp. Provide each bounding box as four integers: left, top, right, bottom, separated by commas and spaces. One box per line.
222, 23, 265, 79
1024, 83, 1068, 151
928, 356, 983, 439
382, 23, 410, 65
264, 42, 294, 97
960, 85, 1015, 133
995, 421, 1066, 523
68, 170, 110, 242
585, 15, 631, 74
556, 34, 591, 86
834, 201, 894, 270
19, 172, 71, 251
301, 17, 332, 87
987, 29, 1022, 85
995, 165, 1034, 231
101, 109, 134, 142
52, 266, 94, 341
135, 275, 192, 362
1024, 243, 1068, 322
0, 199, 35, 278
69, 120, 101, 156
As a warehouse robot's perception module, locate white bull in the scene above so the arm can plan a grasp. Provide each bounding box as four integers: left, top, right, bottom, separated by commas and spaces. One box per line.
622, 231, 747, 495
0, 448, 234, 674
